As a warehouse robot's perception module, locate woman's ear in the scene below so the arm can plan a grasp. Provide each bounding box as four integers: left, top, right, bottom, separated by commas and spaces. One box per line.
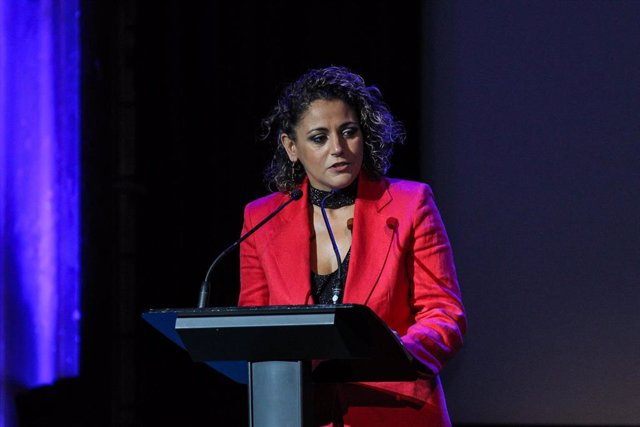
281, 133, 298, 162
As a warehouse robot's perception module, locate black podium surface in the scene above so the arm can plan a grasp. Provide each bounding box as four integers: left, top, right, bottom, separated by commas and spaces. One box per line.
143, 304, 419, 426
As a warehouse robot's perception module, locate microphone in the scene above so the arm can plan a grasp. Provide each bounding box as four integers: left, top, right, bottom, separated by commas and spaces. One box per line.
197, 188, 303, 308
319, 191, 343, 304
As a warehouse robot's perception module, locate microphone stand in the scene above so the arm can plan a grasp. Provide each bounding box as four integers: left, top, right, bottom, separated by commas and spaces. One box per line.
197, 189, 302, 308
320, 191, 344, 304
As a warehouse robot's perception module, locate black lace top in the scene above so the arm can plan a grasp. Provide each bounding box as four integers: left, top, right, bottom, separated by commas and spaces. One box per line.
310, 249, 351, 304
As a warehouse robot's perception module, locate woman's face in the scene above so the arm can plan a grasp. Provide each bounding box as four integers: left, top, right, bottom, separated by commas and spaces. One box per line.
281, 99, 364, 191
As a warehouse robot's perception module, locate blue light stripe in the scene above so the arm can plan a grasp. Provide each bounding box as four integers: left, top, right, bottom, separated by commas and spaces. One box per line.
0, 0, 80, 425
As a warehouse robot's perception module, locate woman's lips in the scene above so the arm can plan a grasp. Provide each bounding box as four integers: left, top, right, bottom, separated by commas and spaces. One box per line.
329, 161, 351, 172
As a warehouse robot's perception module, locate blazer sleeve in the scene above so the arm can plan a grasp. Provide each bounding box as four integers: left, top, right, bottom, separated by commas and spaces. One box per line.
238, 203, 270, 306
400, 185, 466, 375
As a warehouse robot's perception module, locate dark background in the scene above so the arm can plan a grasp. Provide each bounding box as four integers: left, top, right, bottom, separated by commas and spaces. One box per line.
16, 1, 640, 426
426, 2, 640, 425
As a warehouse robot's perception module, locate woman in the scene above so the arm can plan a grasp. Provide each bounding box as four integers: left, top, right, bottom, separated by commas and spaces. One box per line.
238, 66, 466, 426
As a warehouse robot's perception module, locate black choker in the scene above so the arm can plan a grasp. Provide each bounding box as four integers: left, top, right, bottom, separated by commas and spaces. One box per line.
309, 179, 358, 209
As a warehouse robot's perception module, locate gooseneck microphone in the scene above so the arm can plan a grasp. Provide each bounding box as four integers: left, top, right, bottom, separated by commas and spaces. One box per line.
320, 191, 344, 304
197, 188, 303, 308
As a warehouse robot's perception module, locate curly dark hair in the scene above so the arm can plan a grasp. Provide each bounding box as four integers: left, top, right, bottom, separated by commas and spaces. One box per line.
261, 66, 405, 192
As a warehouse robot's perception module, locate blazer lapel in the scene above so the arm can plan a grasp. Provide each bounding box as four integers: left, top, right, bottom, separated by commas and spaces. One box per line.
343, 176, 394, 304
267, 182, 313, 304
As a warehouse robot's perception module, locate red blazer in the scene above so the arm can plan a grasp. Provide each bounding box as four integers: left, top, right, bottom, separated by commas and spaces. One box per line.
239, 175, 466, 426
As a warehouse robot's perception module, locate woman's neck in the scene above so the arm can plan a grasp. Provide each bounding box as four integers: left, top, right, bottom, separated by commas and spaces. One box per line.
308, 178, 358, 209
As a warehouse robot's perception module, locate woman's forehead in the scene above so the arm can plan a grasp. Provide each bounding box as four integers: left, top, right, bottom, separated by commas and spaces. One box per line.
297, 99, 358, 126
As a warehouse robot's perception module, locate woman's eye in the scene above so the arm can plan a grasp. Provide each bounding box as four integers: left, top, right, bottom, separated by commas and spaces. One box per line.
342, 127, 359, 137
311, 134, 326, 144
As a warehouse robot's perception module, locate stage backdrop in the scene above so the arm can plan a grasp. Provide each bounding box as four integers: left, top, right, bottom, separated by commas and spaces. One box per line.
0, 1, 81, 426
421, 1, 640, 425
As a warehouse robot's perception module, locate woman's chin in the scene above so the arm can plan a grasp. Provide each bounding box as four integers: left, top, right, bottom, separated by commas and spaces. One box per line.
308, 170, 360, 192
328, 174, 358, 191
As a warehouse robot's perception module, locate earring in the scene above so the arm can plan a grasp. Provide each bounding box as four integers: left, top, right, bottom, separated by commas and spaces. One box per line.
290, 160, 297, 182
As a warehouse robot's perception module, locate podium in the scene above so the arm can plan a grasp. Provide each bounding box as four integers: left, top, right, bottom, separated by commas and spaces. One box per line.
143, 304, 418, 427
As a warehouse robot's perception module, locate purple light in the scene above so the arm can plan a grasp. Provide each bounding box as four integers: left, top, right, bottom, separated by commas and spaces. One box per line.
0, 0, 80, 425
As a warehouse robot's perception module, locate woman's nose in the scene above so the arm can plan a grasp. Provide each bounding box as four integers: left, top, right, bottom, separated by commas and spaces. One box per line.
330, 134, 345, 155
